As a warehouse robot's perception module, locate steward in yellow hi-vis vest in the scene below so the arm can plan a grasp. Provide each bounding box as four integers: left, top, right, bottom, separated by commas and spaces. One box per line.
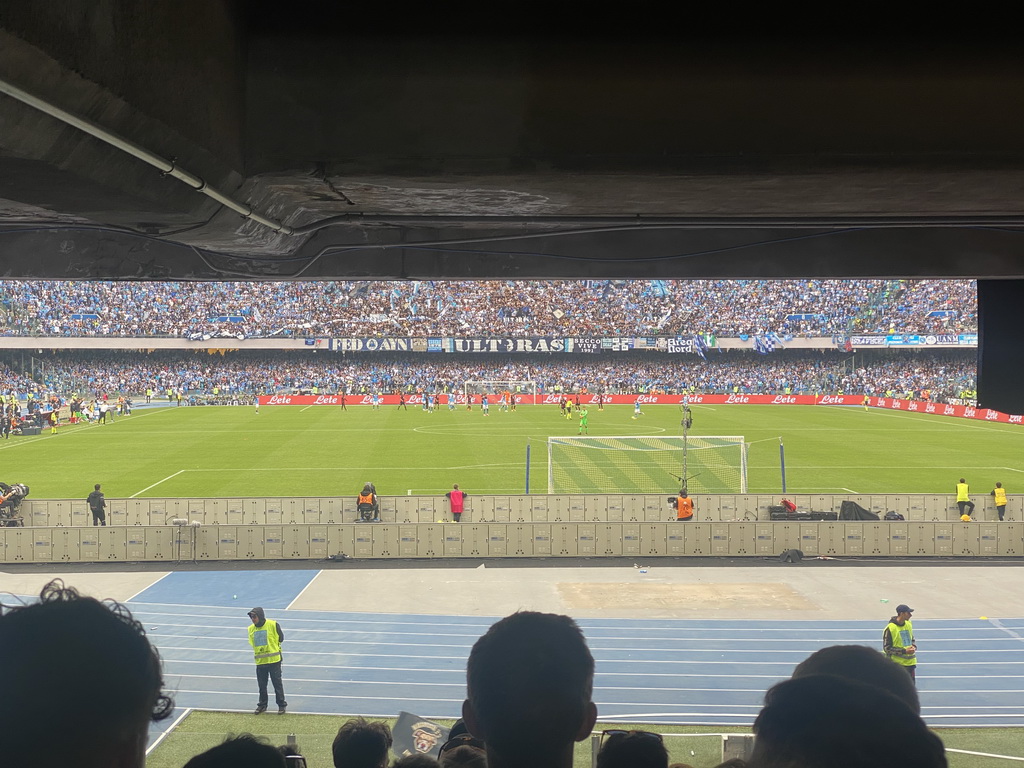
992, 483, 1008, 521
247, 606, 287, 714
883, 604, 917, 683
955, 479, 975, 517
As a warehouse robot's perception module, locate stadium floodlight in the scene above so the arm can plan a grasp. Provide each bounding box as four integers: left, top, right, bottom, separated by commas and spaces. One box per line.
546, 435, 748, 494
464, 380, 537, 405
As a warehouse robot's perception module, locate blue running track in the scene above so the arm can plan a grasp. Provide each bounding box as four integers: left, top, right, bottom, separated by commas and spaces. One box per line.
111, 570, 1024, 748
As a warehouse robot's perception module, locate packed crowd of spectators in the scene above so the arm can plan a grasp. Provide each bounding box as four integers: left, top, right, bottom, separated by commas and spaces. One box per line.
848, 280, 977, 335
0, 349, 977, 404
0, 361, 38, 392
0, 279, 977, 339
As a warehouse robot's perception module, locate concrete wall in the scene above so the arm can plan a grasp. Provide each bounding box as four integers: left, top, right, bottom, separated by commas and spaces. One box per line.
14, 492, 1018, 528
3, 520, 1021, 564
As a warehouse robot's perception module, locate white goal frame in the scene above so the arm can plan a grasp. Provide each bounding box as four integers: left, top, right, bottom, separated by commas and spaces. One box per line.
464, 380, 537, 404
546, 434, 748, 494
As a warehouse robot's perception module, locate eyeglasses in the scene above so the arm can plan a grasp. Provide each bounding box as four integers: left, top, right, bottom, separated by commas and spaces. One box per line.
599, 730, 664, 747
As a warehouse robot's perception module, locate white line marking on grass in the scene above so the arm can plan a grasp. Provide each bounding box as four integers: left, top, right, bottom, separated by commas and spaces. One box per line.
1000, 467, 1024, 473
0, 407, 173, 452
180, 466, 527, 472
945, 750, 1024, 761
766, 487, 859, 492
750, 465, 1008, 470
169, 688, 466, 705
145, 707, 191, 755
125, 572, 172, 602
449, 463, 522, 469
870, 410, 1024, 434
130, 470, 186, 498
286, 570, 323, 611
407, 487, 530, 493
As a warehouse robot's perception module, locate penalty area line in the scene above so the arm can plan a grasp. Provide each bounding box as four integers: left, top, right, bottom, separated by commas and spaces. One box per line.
131, 470, 187, 498
146, 707, 192, 755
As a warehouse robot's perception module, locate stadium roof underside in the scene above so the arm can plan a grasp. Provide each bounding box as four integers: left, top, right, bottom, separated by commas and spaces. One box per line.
1, 11, 1024, 282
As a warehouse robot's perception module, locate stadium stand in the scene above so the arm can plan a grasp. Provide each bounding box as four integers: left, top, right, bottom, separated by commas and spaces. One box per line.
0, 349, 977, 403
0, 279, 977, 339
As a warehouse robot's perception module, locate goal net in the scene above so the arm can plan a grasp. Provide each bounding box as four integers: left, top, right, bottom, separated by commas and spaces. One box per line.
464, 381, 537, 405
546, 435, 748, 494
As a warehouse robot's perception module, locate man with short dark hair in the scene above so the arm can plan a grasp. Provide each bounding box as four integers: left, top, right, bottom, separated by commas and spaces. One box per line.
184, 734, 287, 768
87, 482, 107, 526
332, 717, 393, 768
463, 611, 597, 768
792, 644, 919, 714
597, 731, 668, 768
956, 478, 975, 517
0, 579, 174, 768
748, 675, 946, 767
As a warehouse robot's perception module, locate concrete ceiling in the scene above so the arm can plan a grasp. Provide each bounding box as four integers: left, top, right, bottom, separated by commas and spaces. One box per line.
1, 6, 1022, 280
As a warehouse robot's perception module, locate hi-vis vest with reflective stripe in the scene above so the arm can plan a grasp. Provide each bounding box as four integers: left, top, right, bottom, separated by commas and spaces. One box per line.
886, 619, 915, 667
249, 619, 282, 665
994, 487, 1008, 506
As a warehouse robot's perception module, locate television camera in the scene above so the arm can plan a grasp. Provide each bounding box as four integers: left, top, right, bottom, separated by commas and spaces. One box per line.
0, 482, 29, 527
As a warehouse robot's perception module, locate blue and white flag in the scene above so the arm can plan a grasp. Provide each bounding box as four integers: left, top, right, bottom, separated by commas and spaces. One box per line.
693, 334, 708, 360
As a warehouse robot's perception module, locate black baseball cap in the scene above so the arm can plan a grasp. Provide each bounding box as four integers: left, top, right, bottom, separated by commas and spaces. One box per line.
895, 604, 914, 614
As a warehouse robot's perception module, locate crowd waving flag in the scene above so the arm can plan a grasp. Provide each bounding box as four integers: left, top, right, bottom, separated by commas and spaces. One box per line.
392, 711, 451, 759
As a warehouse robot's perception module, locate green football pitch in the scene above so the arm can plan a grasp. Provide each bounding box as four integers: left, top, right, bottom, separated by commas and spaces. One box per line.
1, 403, 1021, 498
146, 711, 1024, 768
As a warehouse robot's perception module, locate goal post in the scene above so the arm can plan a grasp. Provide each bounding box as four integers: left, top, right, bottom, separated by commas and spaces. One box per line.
464, 380, 537, 405
546, 435, 748, 494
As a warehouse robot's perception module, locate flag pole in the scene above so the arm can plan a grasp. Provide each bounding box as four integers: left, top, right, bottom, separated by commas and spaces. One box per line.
779, 437, 787, 493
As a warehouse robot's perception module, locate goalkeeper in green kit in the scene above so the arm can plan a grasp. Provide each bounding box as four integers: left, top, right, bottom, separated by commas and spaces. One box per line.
578, 406, 589, 434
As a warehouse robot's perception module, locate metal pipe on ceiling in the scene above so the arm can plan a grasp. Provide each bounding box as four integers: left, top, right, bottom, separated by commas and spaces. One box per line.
0, 77, 295, 236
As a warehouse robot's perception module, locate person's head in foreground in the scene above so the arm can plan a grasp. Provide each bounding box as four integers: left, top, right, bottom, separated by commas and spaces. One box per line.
0, 579, 173, 768
332, 717, 394, 768
747, 675, 946, 768
596, 730, 669, 768
437, 721, 486, 768
183, 735, 287, 768
392, 756, 441, 768
792, 644, 920, 713
464, 611, 597, 768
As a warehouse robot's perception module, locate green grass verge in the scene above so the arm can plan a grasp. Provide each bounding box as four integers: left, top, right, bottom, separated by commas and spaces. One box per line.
2, 403, 1022, 499
149, 710, 1024, 768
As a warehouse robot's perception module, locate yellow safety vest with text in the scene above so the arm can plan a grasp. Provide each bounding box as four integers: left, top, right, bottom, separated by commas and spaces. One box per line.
885, 619, 915, 667
249, 619, 282, 665
994, 487, 1008, 506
